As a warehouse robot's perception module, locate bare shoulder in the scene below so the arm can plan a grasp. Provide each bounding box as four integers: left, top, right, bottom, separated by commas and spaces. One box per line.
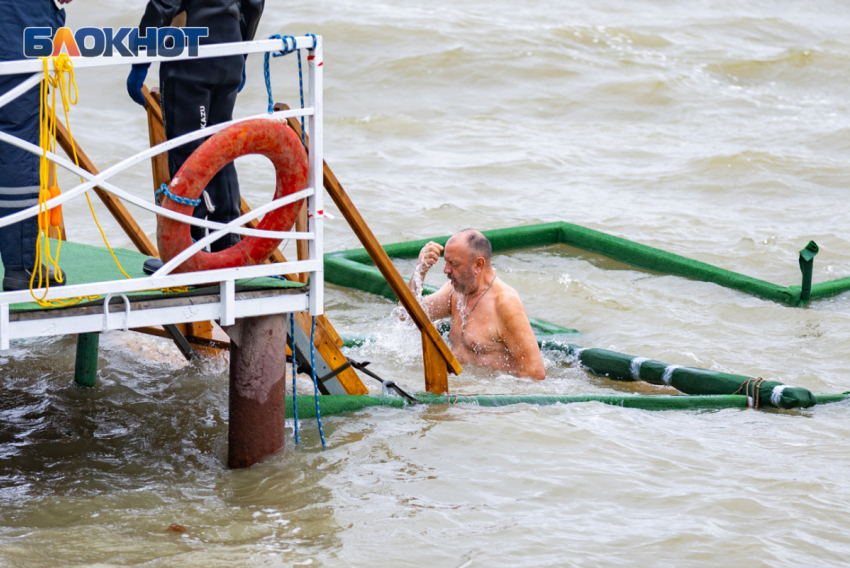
492, 280, 528, 320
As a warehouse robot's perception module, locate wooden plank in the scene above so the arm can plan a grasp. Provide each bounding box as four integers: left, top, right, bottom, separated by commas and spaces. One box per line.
275, 104, 463, 387
421, 331, 449, 394
319, 308, 345, 348
239, 196, 287, 263
143, 87, 171, 194
132, 324, 230, 350
293, 311, 368, 394
188, 320, 214, 340
50, 113, 158, 257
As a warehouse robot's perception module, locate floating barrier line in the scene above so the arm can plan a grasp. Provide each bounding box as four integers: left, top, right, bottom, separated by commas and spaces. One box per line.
324, 222, 850, 307
340, 335, 819, 410
285, 392, 850, 419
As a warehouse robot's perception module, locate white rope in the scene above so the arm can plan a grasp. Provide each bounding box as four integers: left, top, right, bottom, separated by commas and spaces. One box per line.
630, 357, 648, 381
770, 385, 787, 407
662, 365, 681, 386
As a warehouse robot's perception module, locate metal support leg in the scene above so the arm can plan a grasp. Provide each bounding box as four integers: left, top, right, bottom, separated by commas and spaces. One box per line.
74, 333, 99, 387
226, 314, 287, 469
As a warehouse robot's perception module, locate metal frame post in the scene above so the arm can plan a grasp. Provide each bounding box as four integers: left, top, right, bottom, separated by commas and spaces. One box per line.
307, 36, 324, 316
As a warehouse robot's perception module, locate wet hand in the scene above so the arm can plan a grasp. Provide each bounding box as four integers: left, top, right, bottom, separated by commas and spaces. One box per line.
418, 242, 444, 270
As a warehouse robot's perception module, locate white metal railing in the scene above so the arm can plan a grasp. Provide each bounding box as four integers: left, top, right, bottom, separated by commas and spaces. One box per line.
0, 35, 324, 340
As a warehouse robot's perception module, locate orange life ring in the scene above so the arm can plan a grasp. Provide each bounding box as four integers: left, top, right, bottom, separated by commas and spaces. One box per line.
157, 119, 308, 273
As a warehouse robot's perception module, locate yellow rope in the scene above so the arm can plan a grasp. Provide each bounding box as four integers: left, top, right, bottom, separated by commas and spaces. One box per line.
28, 56, 195, 309
31, 55, 132, 308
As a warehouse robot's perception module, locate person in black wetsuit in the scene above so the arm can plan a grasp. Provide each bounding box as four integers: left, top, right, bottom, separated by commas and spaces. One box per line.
127, 0, 264, 253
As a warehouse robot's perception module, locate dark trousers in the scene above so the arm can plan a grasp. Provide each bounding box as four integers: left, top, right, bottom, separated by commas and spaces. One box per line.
160, 55, 243, 252
0, 0, 65, 270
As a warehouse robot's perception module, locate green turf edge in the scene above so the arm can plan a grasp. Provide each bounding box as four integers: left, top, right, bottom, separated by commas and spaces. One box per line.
285, 392, 849, 419
5, 240, 304, 312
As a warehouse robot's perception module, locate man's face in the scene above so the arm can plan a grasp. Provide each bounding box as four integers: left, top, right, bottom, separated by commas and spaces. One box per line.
443, 239, 476, 294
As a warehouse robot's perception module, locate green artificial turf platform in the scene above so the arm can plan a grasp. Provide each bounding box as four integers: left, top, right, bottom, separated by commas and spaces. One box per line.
1, 239, 304, 313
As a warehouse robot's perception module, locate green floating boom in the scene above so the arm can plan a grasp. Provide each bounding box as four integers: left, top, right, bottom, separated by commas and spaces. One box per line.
798, 240, 819, 303
325, 221, 850, 307
342, 336, 820, 410
546, 342, 818, 409
286, 392, 849, 419
327, 222, 845, 409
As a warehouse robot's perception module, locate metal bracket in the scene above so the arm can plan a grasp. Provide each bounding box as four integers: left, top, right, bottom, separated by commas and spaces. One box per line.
103, 293, 131, 332
316, 361, 351, 385
163, 324, 197, 361
382, 380, 396, 397
347, 358, 422, 405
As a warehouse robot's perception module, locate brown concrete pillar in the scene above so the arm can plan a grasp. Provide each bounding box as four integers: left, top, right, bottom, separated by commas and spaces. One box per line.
225, 314, 287, 469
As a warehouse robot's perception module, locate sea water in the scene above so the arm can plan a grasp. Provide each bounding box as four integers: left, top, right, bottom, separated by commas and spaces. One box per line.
2, 0, 850, 566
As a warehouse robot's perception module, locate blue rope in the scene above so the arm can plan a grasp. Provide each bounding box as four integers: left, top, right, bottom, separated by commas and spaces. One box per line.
290, 314, 299, 445
264, 34, 297, 114
262, 33, 317, 148
155, 183, 201, 207
310, 316, 326, 448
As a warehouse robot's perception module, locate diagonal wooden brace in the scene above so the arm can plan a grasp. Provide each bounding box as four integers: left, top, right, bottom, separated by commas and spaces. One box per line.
275, 104, 462, 394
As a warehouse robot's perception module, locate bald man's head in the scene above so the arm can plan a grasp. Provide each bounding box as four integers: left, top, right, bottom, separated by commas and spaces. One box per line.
451, 229, 492, 265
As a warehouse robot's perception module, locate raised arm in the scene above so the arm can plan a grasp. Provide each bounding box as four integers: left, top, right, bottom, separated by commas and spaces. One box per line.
399, 242, 451, 321
498, 294, 546, 380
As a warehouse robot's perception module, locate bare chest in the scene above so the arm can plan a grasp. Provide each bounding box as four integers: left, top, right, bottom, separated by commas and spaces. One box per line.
448, 295, 505, 355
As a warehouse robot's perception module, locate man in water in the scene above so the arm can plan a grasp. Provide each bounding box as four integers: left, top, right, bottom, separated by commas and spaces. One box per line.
404, 229, 546, 380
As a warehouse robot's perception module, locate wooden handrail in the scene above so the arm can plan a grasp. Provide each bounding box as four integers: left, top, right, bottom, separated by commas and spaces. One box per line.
276, 104, 462, 393
142, 86, 170, 206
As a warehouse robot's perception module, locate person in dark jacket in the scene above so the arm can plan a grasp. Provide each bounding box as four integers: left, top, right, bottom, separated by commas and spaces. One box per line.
0, 0, 72, 291
127, 0, 264, 253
